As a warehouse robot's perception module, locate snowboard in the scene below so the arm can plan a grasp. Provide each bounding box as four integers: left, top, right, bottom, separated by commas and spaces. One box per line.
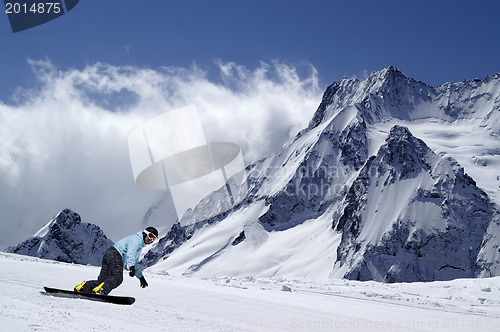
43, 286, 135, 305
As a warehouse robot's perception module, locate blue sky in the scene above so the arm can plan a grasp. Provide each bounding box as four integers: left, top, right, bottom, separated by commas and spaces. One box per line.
1, 0, 500, 247
2, 0, 500, 102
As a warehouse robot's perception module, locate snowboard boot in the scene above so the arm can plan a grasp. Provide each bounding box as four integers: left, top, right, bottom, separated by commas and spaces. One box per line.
74, 281, 87, 293
92, 282, 107, 295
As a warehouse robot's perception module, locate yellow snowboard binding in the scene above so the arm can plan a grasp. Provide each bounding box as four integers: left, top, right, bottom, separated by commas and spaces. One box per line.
74, 281, 86, 293
92, 282, 106, 295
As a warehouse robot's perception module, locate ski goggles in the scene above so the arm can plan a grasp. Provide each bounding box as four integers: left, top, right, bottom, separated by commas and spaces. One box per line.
144, 230, 157, 241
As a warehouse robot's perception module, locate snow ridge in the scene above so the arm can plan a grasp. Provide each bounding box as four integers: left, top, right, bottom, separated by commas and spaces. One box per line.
309, 66, 500, 129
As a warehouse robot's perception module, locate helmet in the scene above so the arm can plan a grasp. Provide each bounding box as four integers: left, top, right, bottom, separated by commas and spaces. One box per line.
143, 226, 159, 242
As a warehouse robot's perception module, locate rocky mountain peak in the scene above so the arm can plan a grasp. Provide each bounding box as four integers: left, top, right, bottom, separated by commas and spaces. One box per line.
50, 208, 81, 229
377, 125, 433, 181
373, 65, 407, 82
6, 209, 113, 266
334, 126, 495, 282
308, 66, 434, 129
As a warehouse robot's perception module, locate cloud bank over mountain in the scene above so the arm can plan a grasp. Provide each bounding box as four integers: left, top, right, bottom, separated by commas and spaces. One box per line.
0, 59, 322, 249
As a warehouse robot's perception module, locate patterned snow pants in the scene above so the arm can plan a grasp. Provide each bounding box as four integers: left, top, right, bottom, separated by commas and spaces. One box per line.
80, 246, 124, 294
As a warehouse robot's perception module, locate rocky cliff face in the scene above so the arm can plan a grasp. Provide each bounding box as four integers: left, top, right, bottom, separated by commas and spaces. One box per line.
334, 126, 496, 282
6, 209, 113, 266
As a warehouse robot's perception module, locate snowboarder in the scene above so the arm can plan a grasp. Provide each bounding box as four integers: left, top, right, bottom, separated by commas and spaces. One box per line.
74, 227, 159, 295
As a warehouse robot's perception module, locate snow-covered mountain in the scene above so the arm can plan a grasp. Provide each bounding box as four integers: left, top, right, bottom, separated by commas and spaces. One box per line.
5, 209, 113, 266
142, 66, 500, 282
310, 65, 500, 129
333, 125, 495, 282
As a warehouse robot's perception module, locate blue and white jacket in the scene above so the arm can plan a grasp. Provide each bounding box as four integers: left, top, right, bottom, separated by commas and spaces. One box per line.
113, 232, 145, 278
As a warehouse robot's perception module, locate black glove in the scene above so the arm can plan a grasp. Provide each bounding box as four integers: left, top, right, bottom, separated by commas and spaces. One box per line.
129, 266, 135, 277
140, 276, 148, 288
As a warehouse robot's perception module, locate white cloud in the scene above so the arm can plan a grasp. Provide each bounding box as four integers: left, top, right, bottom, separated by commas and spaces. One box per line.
0, 59, 322, 248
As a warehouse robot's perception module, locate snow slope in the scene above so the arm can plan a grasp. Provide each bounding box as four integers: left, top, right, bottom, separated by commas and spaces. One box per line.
149, 202, 341, 278
2, 252, 500, 331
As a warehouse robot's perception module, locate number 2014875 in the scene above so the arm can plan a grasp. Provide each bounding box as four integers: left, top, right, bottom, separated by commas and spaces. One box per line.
5, 2, 62, 14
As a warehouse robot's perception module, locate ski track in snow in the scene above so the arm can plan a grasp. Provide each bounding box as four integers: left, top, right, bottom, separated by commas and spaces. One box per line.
1, 252, 500, 331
